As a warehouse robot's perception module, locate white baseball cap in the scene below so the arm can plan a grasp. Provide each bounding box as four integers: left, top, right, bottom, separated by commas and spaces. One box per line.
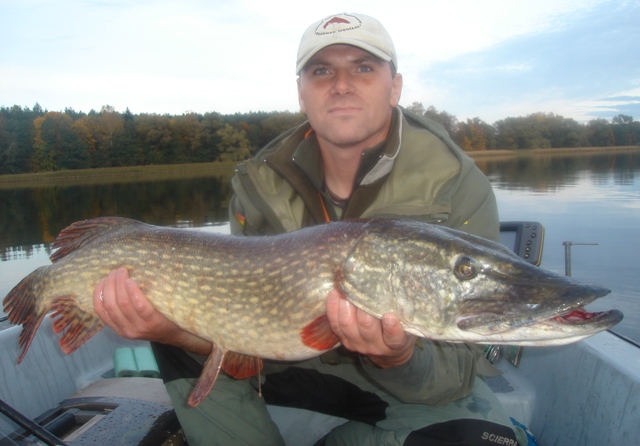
296, 13, 397, 74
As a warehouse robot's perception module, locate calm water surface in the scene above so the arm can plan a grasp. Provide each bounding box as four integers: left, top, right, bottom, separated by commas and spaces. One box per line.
1, 150, 639, 344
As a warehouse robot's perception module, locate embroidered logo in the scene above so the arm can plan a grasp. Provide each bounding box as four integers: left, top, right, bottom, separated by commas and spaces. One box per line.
315, 13, 362, 36
323, 17, 350, 28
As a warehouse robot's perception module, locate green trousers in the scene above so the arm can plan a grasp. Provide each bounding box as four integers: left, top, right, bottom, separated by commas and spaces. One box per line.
160, 354, 526, 446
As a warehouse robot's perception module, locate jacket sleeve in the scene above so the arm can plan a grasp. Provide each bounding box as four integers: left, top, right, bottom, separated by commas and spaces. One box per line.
361, 341, 484, 405
442, 156, 500, 242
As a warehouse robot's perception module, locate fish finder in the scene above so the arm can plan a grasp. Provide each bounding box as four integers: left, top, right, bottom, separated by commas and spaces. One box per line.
499, 221, 545, 266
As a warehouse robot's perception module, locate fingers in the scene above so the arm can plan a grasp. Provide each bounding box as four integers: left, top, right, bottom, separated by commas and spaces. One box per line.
93, 275, 113, 325
326, 289, 405, 356
326, 289, 353, 338
94, 268, 126, 331
93, 268, 151, 338
124, 276, 155, 321
92, 268, 193, 346
379, 313, 410, 350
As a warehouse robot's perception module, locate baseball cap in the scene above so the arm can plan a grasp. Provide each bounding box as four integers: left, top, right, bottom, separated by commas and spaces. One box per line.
296, 13, 397, 74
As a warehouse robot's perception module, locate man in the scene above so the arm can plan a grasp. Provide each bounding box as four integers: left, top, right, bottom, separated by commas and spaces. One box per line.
94, 13, 527, 445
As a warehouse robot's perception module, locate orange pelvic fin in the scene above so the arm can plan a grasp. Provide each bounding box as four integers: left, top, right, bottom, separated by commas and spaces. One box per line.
2, 267, 50, 364
50, 296, 105, 355
222, 351, 263, 379
300, 314, 340, 351
51, 217, 141, 262
188, 343, 225, 406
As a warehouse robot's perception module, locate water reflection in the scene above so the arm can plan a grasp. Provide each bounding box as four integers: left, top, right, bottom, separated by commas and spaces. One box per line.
0, 175, 233, 260
476, 150, 639, 192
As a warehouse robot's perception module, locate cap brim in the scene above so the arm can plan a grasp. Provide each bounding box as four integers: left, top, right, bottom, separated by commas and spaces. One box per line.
296, 40, 393, 74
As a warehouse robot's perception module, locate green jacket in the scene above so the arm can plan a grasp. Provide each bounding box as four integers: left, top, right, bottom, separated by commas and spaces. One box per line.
230, 107, 498, 241
228, 107, 499, 405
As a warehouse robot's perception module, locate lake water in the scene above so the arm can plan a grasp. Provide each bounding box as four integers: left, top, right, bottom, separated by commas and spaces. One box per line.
1, 150, 639, 345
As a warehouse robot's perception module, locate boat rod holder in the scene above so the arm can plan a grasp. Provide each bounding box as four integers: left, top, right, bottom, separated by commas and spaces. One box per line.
562, 241, 598, 277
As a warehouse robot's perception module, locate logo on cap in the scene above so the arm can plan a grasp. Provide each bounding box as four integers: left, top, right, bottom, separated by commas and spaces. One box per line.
316, 13, 362, 35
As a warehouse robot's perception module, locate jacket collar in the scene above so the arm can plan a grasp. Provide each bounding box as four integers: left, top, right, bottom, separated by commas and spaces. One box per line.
262, 107, 403, 224
291, 106, 403, 191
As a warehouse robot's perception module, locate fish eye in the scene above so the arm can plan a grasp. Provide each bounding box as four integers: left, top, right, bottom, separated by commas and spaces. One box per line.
454, 256, 479, 280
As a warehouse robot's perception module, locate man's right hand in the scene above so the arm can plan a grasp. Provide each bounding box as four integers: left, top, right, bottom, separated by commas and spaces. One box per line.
93, 267, 212, 356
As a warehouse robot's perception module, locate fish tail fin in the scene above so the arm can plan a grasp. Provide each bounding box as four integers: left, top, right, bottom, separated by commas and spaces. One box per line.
51, 217, 140, 262
2, 267, 51, 364
50, 296, 104, 355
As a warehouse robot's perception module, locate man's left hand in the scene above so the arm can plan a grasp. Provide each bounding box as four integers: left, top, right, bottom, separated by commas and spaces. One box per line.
326, 289, 416, 368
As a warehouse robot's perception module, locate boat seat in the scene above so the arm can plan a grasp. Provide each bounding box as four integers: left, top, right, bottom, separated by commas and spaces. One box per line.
29, 378, 184, 445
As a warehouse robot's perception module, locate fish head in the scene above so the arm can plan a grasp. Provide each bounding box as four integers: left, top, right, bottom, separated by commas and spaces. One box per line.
340, 219, 623, 346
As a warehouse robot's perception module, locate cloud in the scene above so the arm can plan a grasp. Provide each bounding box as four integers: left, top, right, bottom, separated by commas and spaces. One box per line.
597, 96, 640, 102
584, 92, 640, 119
407, 1, 640, 123
588, 103, 640, 120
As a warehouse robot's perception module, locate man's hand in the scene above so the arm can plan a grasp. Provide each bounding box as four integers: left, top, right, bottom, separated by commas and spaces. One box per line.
93, 268, 212, 355
325, 289, 416, 368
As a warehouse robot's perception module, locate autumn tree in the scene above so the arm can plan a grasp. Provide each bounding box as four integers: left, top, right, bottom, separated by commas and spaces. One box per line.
31, 113, 60, 171
71, 117, 97, 165
198, 112, 226, 162
406, 102, 426, 116
216, 124, 251, 162
111, 108, 138, 166
424, 106, 459, 139
29, 112, 88, 171
493, 113, 587, 150
257, 112, 306, 151
612, 114, 633, 125
171, 113, 204, 163
135, 114, 174, 164
0, 105, 42, 174
405, 102, 461, 145
92, 105, 125, 166
586, 119, 615, 147
611, 114, 639, 146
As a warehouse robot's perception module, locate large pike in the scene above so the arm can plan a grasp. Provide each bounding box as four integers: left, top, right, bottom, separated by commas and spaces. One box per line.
3, 217, 622, 405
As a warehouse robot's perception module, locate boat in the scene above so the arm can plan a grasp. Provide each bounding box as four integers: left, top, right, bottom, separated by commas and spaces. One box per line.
0, 221, 638, 445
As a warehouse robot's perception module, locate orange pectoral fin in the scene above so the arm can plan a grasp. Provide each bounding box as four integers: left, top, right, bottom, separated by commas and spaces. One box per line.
222, 352, 263, 380
300, 314, 340, 351
188, 344, 225, 407
50, 296, 105, 355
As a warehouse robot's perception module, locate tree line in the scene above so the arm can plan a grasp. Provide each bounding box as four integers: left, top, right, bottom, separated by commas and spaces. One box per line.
0, 104, 306, 175
406, 102, 640, 152
1, 102, 639, 175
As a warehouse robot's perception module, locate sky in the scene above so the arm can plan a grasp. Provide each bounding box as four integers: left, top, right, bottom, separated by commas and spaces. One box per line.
1, 0, 639, 124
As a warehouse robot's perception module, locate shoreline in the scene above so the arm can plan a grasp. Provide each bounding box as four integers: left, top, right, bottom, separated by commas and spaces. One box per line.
1, 146, 639, 187
0, 161, 239, 189
466, 145, 640, 159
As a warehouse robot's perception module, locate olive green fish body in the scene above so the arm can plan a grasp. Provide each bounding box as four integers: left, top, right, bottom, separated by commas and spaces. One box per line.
6, 218, 367, 363
3, 217, 623, 406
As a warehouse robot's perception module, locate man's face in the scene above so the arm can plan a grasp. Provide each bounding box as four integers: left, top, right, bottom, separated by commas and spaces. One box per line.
297, 45, 403, 151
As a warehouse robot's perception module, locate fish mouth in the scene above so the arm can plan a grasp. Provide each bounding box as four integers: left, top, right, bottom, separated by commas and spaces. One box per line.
544, 306, 623, 330
455, 283, 624, 345
456, 307, 624, 346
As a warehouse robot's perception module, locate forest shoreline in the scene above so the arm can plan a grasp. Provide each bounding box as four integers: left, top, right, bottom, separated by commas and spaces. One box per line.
1, 146, 639, 188
467, 145, 640, 158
